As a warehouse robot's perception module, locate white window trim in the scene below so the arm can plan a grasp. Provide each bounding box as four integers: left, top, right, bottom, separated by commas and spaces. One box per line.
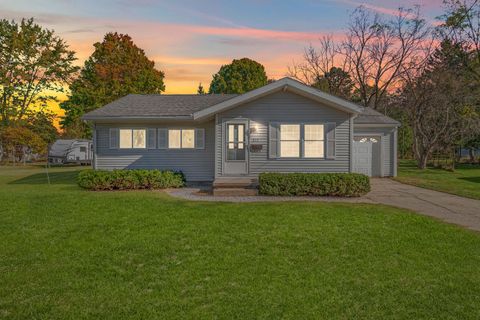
278, 122, 326, 159
119, 128, 147, 149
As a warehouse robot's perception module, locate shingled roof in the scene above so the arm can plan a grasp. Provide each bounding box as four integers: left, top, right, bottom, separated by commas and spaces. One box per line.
82, 94, 238, 119
354, 107, 400, 125
82, 89, 399, 126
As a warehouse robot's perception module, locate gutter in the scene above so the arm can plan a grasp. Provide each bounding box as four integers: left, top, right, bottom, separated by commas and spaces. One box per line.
354, 123, 401, 128
81, 115, 194, 121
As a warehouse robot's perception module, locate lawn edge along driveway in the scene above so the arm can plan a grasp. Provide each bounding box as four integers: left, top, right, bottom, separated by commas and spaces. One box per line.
169, 178, 480, 232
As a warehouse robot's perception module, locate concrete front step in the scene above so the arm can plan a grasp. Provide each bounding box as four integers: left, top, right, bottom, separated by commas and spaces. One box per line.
213, 177, 258, 189
213, 187, 258, 196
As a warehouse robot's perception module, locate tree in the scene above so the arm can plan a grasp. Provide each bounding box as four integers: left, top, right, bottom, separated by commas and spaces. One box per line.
437, 1, 480, 164
464, 135, 480, 162
438, 0, 480, 80
0, 18, 78, 126
0, 126, 46, 164
311, 67, 354, 99
25, 111, 58, 144
290, 6, 431, 112
197, 83, 206, 94
401, 41, 480, 169
288, 36, 353, 98
209, 58, 268, 94
61, 32, 165, 137
345, 6, 432, 112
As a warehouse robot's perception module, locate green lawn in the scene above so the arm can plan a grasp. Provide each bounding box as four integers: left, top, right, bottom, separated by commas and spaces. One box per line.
395, 160, 480, 200
1, 165, 480, 319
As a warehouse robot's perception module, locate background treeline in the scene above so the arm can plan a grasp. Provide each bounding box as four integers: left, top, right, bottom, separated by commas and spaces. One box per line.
1, 0, 479, 169
289, 1, 480, 168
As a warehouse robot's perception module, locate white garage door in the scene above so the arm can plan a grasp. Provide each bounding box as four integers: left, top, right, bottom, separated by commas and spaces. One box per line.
353, 141, 373, 176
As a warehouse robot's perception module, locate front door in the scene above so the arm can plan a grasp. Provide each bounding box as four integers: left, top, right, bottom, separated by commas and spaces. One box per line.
223, 121, 248, 175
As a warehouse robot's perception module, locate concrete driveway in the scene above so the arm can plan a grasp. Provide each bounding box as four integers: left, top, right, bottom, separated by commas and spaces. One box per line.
366, 179, 480, 232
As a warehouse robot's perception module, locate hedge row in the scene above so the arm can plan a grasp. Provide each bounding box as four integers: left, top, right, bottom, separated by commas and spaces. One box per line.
77, 169, 185, 190
258, 172, 370, 197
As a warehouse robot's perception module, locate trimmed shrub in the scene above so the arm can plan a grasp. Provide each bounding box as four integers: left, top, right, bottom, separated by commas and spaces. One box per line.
77, 169, 185, 191
258, 172, 370, 197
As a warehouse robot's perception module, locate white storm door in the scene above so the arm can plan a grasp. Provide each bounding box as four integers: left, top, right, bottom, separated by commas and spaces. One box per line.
223, 121, 248, 175
353, 141, 373, 176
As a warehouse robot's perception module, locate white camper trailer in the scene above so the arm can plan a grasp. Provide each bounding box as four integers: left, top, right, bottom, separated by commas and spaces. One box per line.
48, 139, 93, 165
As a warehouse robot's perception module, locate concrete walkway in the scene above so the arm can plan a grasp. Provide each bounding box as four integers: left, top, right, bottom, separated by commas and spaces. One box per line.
167, 179, 480, 232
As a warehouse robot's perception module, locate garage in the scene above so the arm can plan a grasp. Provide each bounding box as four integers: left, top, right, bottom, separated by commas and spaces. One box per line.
353, 136, 382, 177
353, 107, 400, 177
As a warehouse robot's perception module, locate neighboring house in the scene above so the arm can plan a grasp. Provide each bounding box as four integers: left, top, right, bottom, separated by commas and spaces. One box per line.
48, 139, 93, 165
82, 77, 399, 182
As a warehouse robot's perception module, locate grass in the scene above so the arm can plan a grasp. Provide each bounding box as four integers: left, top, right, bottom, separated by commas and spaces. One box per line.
395, 160, 480, 200
1, 165, 480, 319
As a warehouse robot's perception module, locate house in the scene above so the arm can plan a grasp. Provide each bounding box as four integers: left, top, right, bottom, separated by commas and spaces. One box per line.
48, 139, 93, 165
82, 77, 399, 184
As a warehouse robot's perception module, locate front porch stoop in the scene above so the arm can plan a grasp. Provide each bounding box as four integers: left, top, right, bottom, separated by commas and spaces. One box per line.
212, 177, 259, 196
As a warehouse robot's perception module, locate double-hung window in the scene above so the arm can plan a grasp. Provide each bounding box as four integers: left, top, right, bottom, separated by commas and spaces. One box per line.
304, 124, 324, 158
111, 128, 203, 149
279, 124, 325, 158
168, 129, 195, 149
280, 124, 301, 157
119, 129, 146, 149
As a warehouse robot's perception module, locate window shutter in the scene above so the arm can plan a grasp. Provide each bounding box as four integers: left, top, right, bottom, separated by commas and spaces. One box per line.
147, 128, 156, 149
195, 128, 205, 149
269, 122, 280, 158
326, 122, 336, 159
157, 128, 168, 149
109, 128, 119, 149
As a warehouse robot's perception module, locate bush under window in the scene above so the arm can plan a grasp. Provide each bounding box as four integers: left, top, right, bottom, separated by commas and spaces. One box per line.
258, 172, 370, 197
78, 169, 185, 191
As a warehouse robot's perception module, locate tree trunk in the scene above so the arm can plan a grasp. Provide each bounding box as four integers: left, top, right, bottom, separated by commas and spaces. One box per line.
417, 150, 431, 169
469, 148, 476, 163
452, 148, 456, 171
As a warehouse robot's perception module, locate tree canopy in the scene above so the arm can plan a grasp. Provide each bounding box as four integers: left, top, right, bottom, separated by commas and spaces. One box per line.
60, 32, 165, 137
311, 67, 354, 99
0, 18, 78, 126
0, 126, 47, 163
209, 58, 268, 94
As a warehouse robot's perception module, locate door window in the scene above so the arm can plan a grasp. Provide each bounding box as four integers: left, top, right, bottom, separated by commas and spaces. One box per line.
227, 124, 245, 160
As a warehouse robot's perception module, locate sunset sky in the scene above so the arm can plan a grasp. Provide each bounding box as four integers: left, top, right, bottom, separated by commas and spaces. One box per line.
2, 0, 443, 96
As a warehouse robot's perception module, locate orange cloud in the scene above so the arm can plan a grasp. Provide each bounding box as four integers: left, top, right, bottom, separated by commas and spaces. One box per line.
152, 55, 231, 66
2, 8, 341, 111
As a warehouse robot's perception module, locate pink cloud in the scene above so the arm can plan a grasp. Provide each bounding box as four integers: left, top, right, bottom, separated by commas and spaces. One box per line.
335, 0, 441, 25
0, 8, 341, 93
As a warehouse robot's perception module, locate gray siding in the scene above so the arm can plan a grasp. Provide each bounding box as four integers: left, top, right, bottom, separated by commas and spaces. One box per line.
216, 91, 352, 177
354, 127, 396, 177
95, 121, 215, 181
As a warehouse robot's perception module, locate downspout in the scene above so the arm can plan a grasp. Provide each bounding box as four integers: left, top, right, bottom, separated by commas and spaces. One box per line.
349, 115, 356, 173
393, 127, 398, 177
92, 122, 97, 170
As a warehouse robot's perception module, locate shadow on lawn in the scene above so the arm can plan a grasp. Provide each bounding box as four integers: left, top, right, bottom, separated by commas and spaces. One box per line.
458, 177, 480, 184
9, 170, 80, 185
